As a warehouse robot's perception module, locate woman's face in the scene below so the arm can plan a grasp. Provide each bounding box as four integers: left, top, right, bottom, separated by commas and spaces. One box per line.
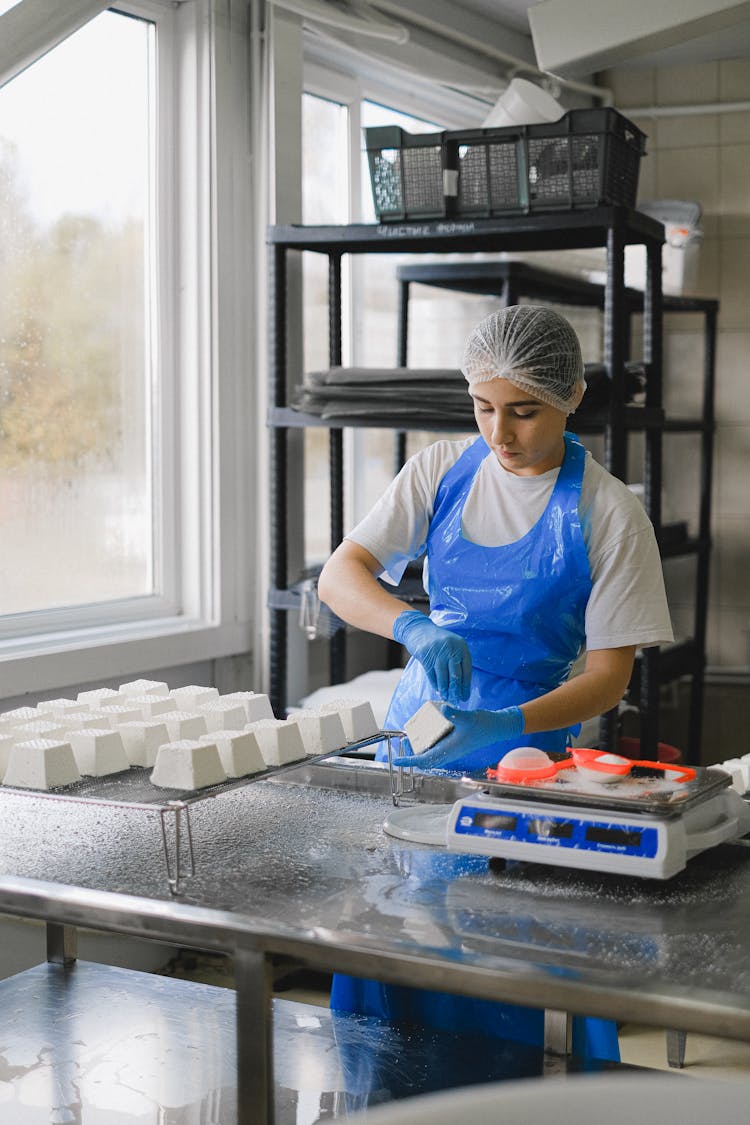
469, 376, 571, 476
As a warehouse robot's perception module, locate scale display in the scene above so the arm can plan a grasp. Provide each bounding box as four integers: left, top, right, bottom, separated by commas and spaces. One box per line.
453, 803, 661, 859
383, 765, 750, 879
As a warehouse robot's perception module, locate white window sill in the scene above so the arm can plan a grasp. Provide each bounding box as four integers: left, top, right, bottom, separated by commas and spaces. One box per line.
0, 617, 253, 701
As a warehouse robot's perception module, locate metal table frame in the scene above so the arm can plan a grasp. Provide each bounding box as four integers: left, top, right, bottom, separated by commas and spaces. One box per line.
6, 877, 750, 1124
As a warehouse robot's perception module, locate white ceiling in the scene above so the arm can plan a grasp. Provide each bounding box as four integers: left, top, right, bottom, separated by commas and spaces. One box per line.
442, 0, 750, 69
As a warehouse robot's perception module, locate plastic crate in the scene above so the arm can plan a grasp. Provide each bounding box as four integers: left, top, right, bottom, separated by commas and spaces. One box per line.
365, 126, 449, 221
365, 109, 646, 222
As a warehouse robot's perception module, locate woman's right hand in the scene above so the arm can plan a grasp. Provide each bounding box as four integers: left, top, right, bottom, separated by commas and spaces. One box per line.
392, 610, 472, 705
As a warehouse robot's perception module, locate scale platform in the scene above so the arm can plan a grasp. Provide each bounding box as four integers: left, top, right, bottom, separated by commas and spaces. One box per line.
384, 763, 750, 879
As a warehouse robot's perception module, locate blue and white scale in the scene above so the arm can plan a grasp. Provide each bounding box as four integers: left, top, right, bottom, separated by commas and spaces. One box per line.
384, 763, 750, 879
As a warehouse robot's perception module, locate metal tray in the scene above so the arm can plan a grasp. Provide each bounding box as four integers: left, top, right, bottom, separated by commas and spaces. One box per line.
459, 763, 732, 817
0, 732, 402, 890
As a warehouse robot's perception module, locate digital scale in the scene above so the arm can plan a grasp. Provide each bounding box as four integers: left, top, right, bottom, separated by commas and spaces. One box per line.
384, 759, 750, 879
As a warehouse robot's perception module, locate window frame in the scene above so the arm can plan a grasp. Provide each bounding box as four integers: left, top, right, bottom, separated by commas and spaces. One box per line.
0, 0, 255, 699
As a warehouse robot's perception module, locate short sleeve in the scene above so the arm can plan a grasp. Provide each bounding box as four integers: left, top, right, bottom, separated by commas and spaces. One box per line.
345, 439, 471, 585
580, 468, 674, 648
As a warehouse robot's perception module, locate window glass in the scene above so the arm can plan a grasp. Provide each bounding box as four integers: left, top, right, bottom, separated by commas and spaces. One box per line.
301, 93, 349, 564
0, 10, 155, 617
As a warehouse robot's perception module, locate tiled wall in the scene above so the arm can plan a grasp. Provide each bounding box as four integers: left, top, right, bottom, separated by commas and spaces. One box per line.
603, 59, 750, 672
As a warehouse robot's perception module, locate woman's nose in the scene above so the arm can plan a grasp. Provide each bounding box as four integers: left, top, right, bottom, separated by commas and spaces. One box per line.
492, 414, 512, 445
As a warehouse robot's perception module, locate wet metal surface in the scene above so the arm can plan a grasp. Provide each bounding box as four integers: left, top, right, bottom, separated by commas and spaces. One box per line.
0, 961, 624, 1124
1, 761, 750, 1036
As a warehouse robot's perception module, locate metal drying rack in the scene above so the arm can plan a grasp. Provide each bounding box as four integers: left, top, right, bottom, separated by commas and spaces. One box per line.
0, 731, 404, 893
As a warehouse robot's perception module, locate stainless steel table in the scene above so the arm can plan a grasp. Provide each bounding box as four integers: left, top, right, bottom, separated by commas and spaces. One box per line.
0, 960, 628, 1123
1, 758, 749, 1121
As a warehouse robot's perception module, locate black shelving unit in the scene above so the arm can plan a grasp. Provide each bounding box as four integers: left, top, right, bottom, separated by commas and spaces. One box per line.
267, 207, 684, 757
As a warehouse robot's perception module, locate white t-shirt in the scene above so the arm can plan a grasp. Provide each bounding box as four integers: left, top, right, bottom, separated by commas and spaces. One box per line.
347, 437, 674, 651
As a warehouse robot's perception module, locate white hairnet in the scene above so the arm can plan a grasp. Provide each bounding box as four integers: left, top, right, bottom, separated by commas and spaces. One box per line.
461, 305, 586, 415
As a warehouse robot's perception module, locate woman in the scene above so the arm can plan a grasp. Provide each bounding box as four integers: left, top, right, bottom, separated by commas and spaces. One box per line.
317, 305, 673, 1059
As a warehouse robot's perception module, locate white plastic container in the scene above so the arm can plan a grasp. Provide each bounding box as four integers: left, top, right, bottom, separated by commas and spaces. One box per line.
625, 199, 703, 295
482, 77, 564, 127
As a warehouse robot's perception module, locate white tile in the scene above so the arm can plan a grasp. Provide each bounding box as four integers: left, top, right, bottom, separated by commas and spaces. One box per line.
715, 330, 750, 425
719, 145, 750, 228
719, 59, 750, 102
655, 146, 720, 214
718, 235, 750, 328
656, 62, 719, 106
715, 423, 750, 518
656, 113, 719, 150
713, 517, 750, 609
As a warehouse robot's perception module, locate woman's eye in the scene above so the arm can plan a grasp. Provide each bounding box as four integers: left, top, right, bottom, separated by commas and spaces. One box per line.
513, 410, 536, 419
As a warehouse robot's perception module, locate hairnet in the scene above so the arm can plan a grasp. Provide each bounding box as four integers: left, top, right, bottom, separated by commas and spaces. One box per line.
461, 305, 586, 414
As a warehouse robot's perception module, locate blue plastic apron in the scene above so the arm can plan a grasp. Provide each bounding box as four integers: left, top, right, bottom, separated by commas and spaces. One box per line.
331, 433, 620, 1062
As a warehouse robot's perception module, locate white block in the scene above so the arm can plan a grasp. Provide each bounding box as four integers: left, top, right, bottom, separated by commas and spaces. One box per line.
99, 703, 144, 726
85, 709, 118, 728
0, 712, 17, 734
3, 739, 81, 790
68, 729, 130, 777
221, 692, 275, 723
15, 720, 68, 743
0, 732, 16, 780
118, 720, 170, 767
198, 700, 249, 733
319, 699, 379, 742
245, 718, 306, 767
58, 711, 115, 732
403, 701, 454, 753
117, 694, 178, 721
151, 740, 226, 790
199, 730, 266, 777
164, 711, 209, 741
717, 758, 749, 794
119, 679, 170, 697
77, 687, 120, 705
37, 698, 89, 720
287, 709, 347, 755
1, 707, 40, 729
169, 685, 220, 711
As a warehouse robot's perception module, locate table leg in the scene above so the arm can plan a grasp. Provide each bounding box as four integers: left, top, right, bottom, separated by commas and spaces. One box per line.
46, 922, 77, 965
666, 1029, 687, 1068
235, 948, 274, 1125
544, 1009, 572, 1055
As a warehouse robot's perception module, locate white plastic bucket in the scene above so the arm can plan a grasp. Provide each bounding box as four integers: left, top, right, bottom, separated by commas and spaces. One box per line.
482, 78, 564, 128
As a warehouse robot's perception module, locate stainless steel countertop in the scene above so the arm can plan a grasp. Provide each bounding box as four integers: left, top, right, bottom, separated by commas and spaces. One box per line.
1, 759, 750, 1040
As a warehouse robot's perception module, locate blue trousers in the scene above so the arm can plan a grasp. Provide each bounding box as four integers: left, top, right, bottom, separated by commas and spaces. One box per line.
330, 973, 620, 1062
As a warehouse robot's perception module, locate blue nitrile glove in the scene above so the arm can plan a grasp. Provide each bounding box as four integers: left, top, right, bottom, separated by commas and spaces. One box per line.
392, 610, 472, 706
392, 703, 524, 770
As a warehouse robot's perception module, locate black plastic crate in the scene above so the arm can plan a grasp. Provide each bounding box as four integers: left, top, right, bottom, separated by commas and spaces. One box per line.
365, 109, 647, 222
364, 126, 448, 221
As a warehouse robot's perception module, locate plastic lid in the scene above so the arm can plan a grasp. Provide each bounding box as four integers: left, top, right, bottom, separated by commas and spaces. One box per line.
488, 746, 562, 782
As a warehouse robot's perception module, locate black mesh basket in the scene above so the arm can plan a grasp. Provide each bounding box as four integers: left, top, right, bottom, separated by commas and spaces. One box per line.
364, 126, 448, 221
365, 109, 646, 222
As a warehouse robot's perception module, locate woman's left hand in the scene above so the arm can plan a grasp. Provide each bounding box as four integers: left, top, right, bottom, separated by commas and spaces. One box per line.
392, 704, 524, 770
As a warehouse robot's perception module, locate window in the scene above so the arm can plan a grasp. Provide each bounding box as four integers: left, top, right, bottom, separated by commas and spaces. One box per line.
0, 9, 158, 620
0, 0, 254, 697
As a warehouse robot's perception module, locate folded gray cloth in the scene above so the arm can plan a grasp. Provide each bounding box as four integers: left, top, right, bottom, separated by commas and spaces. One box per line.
305, 366, 464, 386
290, 362, 646, 422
